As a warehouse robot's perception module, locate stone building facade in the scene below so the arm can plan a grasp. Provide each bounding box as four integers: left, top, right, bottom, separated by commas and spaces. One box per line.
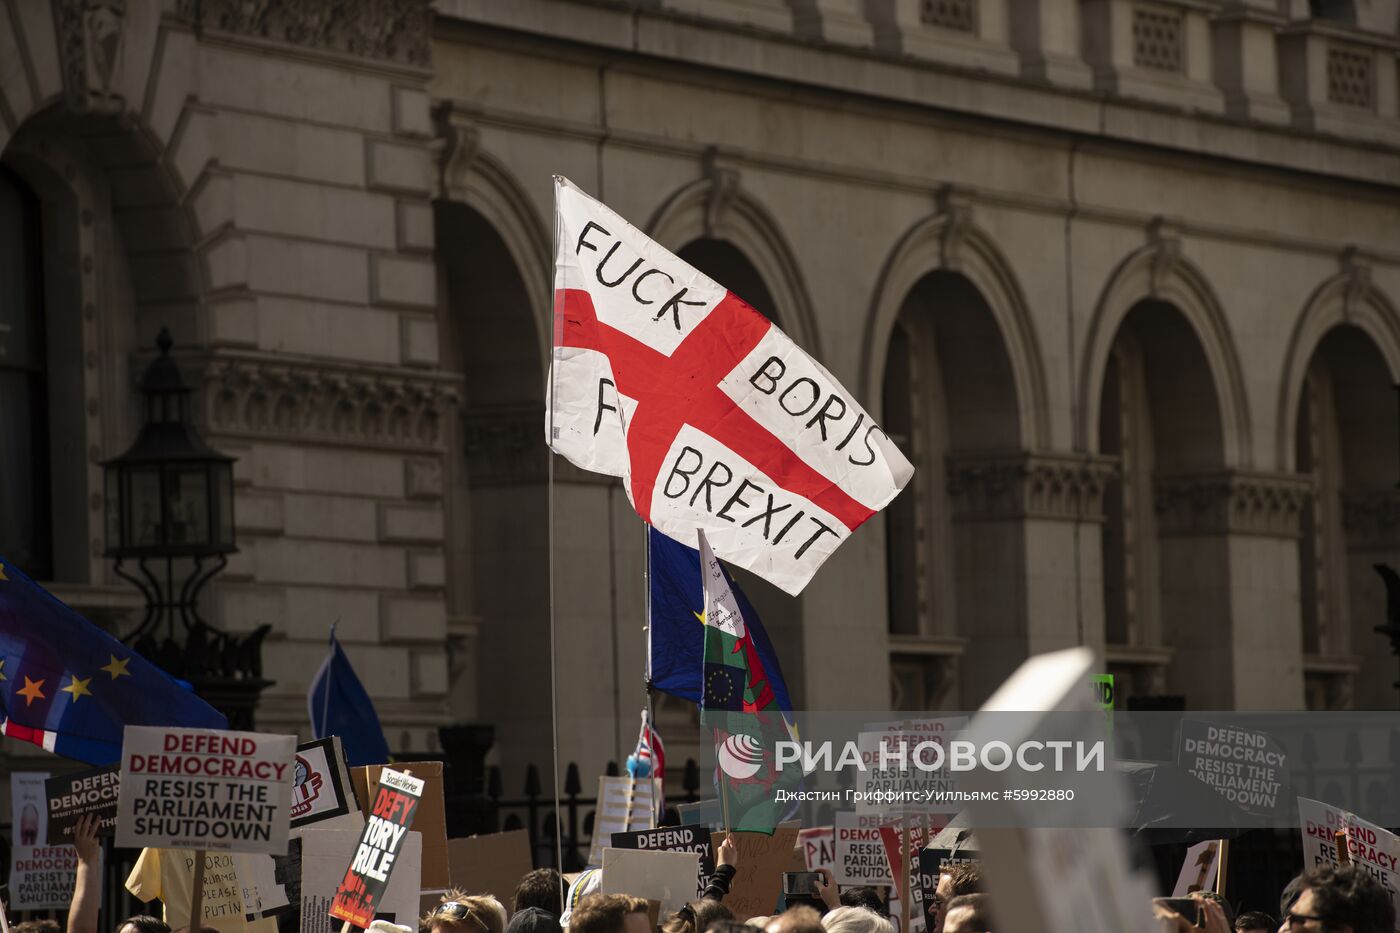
2, 0, 1399, 788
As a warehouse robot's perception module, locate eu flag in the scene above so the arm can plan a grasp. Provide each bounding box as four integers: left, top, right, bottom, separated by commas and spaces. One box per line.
647, 526, 792, 712
0, 557, 228, 765
307, 626, 390, 767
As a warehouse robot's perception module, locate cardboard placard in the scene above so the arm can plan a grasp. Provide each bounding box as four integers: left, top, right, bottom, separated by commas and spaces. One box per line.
116, 726, 296, 855
587, 775, 663, 867
1171, 840, 1220, 897
9, 772, 76, 909
677, 799, 722, 830
798, 827, 834, 872
1178, 721, 1287, 816
612, 825, 714, 898
301, 826, 420, 932
601, 848, 702, 918
45, 764, 121, 844
331, 768, 425, 927
291, 737, 355, 830
1299, 797, 1400, 920
124, 847, 248, 933
446, 829, 533, 907
714, 824, 800, 920
834, 812, 891, 885
352, 761, 449, 889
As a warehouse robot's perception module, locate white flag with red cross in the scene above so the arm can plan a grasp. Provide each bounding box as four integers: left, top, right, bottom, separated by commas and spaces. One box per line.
546, 176, 914, 595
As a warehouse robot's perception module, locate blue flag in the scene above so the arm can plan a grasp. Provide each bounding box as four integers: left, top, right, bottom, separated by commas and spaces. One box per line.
647, 526, 793, 712
0, 557, 228, 765
308, 626, 391, 767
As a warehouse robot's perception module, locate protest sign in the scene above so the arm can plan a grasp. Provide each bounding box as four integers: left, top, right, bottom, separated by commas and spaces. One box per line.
46, 764, 121, 844
125, 848, 248, 933
1171, 840, 1220, 896
1178, 721, 1288, 816
602, 848, 702, 917
879, 815, 946, 906
235, 853, 292, 926
116, 726, 296, 855
446, 830, 533, 908
330, 767, 425, 928
612, 825, 714, 897
9, 771, 76, 909
677, 798, 722, 830
291, 737, 355, 831
1299, 797, 1400, 919
352, 761, 449, 888
715, 823, 800, 920
856, 718, 967, 816
834, 811, 892, 885
799, 826, 834, 872
587, 775, 663, 866
302, 827, 421, 933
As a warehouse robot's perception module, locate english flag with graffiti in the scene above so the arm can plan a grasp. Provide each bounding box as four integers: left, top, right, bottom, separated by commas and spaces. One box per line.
546, 176, 914, 595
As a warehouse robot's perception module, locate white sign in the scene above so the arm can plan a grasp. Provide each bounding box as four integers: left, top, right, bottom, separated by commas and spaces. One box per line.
1299, 797, 1400, 919
9, 772, 76, 909
1171, 841, 1220, 897
602, 847, 702, 918
547, 176, 913, 596
856, 718, 967, 815
116, 726, 297, 854
834, 811, 892, 885
587, 776, 663, 867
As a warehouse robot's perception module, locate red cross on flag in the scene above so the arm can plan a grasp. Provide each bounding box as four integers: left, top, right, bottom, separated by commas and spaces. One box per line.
547, 176, 914, 595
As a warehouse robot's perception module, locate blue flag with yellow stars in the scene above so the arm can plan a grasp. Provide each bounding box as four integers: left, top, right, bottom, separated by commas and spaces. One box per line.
647, 526, 793, 713
0, 557, 227, 764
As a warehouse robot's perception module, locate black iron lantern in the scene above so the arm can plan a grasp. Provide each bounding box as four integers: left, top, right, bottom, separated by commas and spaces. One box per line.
103, 328, 235, 561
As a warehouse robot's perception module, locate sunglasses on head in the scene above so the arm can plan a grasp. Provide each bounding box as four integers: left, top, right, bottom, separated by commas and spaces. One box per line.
433, 902, 489, 930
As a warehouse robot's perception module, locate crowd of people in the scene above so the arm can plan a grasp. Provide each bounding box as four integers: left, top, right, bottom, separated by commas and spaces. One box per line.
9, 813, 1395, 933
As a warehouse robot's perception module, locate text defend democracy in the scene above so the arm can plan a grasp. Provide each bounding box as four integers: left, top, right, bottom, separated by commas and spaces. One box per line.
126, 735, 288, 781
775, 740, 1106, 772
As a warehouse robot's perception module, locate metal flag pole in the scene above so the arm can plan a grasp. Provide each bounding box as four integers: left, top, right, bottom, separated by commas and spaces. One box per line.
645, 522, 659, 829
548, 176, 566, 873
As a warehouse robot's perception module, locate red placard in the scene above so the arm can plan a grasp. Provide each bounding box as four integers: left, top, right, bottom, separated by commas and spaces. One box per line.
329, 768, 425, 928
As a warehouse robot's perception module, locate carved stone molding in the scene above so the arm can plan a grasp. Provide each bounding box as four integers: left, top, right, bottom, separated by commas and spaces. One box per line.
1340, 489, 1400, 551
1339, 245, 1373, 319
945, 451, 1118, 523
177, 0, 432, 68
701, 147, 740, 238
1154, 471, 1311, 538
434, 104, 481, 197
934, 184, 973, 272
201, 355, 459, 451
58, 0, 127, 113
1146, 216, 1183, 299
463, 406, 614, 487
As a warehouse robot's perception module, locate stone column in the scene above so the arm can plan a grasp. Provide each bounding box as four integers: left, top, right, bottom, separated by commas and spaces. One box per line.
946, 451, 1115, 707
1154, 471, 1310, 709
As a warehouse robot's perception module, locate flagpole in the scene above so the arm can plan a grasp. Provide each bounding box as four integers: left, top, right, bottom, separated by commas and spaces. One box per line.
644, 522, 659, 830
319, 620, 338, 737
547, 177, 566, 874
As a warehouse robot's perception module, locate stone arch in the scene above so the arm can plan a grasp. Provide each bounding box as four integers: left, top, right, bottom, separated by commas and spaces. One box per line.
863, 196, 1049, 449
1277, 253, 1400, 472
436, 124, 555, 363
646, 171, 820, 354
1079, 228, 1250, 467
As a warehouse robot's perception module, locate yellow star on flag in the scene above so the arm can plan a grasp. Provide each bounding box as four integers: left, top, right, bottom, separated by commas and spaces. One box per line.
102, 655, 131, 680
61, 676, 93, 702
17, 677, 45, 706
0, 563, 8, 581
0, 659, 7, 682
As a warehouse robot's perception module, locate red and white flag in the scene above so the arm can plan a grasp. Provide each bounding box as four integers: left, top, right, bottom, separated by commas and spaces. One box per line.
547, 176, 914, 595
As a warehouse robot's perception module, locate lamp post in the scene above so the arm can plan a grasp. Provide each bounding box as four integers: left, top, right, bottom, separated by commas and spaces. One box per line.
103, 328, 272, 728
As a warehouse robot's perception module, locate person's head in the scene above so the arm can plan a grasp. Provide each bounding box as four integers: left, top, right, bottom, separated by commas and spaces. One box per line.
116, 918, 171, 933
764, 906, 824, 933
941, 894, 991, 933
706, 922, 753, 933
932, 863, 982, 933
819, 906, 893, 933
14, 922, 60, 933
508, 908, 565, 933
665, 900, 733, 933
838, 888, 884, 915
568, 894, 651, 933
516, 868, 565, 916
1283, 865, 1395, 933
1236, 910, 1276, 933
424, 892, 508, 933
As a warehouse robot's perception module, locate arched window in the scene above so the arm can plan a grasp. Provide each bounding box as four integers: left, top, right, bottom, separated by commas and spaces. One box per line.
0, 166, 51, 580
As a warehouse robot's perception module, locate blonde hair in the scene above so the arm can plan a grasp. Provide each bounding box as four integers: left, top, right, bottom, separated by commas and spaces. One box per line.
423, 891, 508, 933
819, 908, 893, 933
